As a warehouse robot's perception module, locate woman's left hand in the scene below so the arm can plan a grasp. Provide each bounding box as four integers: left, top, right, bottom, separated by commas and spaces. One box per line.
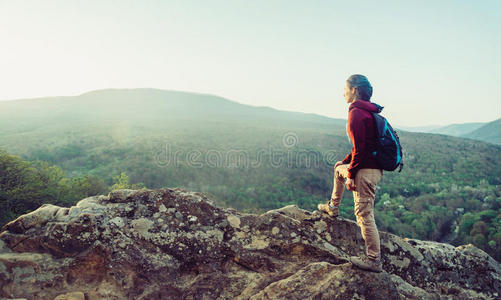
346, 178, 357, 191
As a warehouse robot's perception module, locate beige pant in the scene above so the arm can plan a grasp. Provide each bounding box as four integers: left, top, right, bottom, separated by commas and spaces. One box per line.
330, 164, 383, 260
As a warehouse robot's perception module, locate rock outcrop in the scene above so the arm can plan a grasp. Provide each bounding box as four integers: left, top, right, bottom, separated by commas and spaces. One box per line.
0, 188, 500, 299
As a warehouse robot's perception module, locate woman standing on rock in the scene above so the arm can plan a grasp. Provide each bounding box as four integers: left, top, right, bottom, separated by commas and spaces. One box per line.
318, 74, 384, 272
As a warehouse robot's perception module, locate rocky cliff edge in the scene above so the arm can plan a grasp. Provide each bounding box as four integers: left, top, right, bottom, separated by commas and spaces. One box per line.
0, 188, 500, 299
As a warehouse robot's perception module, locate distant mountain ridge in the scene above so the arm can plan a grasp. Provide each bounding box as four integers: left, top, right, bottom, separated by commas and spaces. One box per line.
462, 118, 501, 145
429, 122, 485, 136
0, 88, 347, 128
3, 88, 498, 144
397, 119, 500, 145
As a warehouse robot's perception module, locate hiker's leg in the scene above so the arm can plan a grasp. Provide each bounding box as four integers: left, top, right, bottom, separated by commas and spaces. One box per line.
330, 164, 349, 208
353, 168, 383, 260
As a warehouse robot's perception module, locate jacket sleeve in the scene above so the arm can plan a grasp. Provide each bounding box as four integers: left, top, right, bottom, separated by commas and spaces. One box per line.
346, 110, 367, 179
341, 152, 351, 164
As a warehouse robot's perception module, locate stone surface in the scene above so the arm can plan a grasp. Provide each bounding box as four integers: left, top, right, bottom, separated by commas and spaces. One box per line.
0, 188, 499, 299
53, 291, 85, 300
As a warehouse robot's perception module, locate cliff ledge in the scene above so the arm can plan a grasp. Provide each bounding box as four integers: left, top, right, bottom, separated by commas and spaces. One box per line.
1, 188, 500, 299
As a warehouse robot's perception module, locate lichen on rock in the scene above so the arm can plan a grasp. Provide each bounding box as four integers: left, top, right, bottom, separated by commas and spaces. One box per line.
0, 188, 499, 299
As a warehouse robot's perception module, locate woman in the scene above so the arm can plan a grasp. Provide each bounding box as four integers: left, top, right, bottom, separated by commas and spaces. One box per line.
318, 74, 384, 272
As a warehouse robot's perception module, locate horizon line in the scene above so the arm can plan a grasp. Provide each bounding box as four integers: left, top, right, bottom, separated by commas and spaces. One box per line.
0, 87, 497, 128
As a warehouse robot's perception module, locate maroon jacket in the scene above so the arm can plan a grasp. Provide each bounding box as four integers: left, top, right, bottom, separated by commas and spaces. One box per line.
341, 100, 383, 179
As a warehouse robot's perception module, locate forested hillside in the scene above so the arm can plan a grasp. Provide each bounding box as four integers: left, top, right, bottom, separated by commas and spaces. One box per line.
1, 89, 500, 261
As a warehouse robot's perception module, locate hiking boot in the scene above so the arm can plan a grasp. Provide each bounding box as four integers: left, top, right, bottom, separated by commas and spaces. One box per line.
317, 201, 339, 217
350, 256, 383, 273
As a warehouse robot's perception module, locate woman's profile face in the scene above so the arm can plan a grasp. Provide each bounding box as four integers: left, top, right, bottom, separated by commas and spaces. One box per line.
344, 81, 356, 103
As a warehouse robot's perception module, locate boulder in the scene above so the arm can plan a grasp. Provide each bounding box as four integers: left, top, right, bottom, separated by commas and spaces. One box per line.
0, 188, 499, 299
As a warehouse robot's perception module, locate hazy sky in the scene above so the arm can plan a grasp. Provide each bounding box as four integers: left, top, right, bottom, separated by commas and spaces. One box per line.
0, 0, 499, 126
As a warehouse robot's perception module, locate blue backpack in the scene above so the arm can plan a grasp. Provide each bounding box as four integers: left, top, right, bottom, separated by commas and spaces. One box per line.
371, 110, 403, 172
